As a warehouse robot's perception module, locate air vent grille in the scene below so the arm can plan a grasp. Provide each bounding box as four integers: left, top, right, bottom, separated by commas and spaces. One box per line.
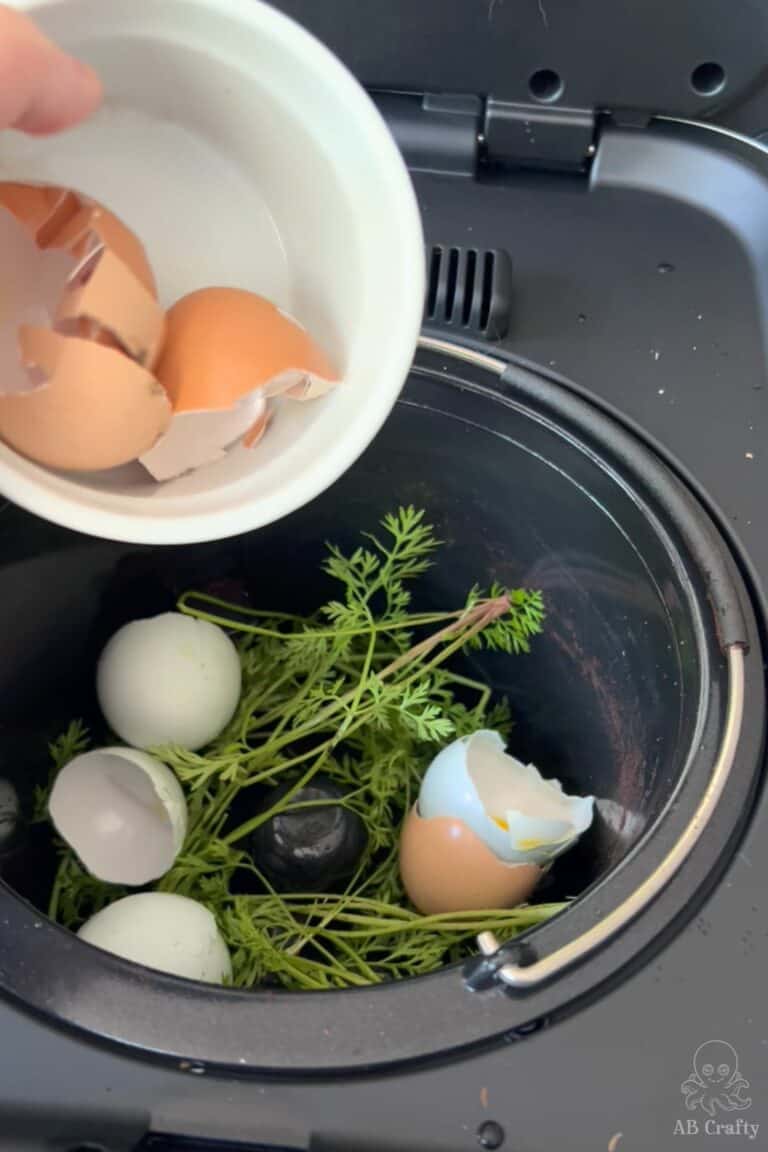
425, 244, 512, 340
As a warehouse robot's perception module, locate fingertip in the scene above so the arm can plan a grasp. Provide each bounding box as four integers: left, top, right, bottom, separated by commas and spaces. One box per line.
71, 57, 104, 117
0, 6, 103, 135
14, 54, 103, 135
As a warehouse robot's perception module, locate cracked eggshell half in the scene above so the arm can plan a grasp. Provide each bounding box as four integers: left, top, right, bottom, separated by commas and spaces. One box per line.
0, 325, 170, 471
77, 892, 232, 984
399, 805, 542, 915
49, 746, 187, 885
0, 183, 169, 471
139, 287, 339, 481
418, 729, 594, 866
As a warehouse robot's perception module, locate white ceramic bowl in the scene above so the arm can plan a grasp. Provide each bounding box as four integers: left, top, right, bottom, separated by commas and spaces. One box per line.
0, 0, 424, 543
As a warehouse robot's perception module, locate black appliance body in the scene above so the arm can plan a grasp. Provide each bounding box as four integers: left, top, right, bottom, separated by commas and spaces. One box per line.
1, 3, 768, 1151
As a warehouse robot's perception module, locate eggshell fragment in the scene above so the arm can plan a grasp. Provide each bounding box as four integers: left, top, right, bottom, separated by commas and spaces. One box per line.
0, 326, 170, 471
0, 182, 156, 295
0, 181, 168, 472
137, 287, 338, 480
78, 892, 232, 983
0, 203, 74, 394
399, 805, 541, 915
0, 182, 58, 229
242, 403, 272, 447
57, 246, 165, 367
156, 288, 339, 411
97, 612, 242, 751
48, 747, 187, 885
419, 730, 594, 866
140, 391, 268, 481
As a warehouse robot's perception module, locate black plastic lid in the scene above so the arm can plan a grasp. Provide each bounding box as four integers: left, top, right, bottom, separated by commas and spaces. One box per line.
271, 0, 767, 121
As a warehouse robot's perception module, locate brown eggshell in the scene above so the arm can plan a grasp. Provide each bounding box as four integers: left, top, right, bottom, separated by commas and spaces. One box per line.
78, 205, 156, 297
399, 805, 542, 915
0, 326, 170, 471
0, 182, 156, 296
0, 182, 62, 229
57, 248, 165, 368
155, 288, 339, 415
0, 183, 167, 472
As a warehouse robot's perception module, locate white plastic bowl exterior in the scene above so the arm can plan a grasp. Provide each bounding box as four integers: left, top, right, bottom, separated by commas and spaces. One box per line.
0, 0, 424, 544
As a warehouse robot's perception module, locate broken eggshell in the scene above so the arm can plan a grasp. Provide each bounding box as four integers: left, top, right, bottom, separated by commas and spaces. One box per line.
48, 746, 187, 885
0, 183, 156, 295
400, 730, 594, 915
139, 287, 339, 481
139, 389, 270, 482
77, 892, 232, 984
0, 182, 170, 471
418, 729, 594, 867
0, 325, 170, 472
399, 805, 542, 915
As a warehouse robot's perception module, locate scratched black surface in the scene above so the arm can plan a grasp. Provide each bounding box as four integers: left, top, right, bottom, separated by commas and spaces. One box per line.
267, 0, 768, 124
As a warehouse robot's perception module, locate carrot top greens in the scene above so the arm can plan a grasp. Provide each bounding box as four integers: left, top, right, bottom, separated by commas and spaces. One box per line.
40, 507, 564, 988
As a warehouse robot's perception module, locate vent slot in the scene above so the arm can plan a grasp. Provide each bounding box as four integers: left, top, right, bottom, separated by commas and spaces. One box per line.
424, 244, 512, 340
444, 247, 460, 320
480, 250, 495, 332
462, 248, 477, 325
426, 246, 441, 319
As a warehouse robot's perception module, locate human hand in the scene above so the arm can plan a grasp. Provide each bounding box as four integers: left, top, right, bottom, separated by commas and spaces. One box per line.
0, 5, 101, 134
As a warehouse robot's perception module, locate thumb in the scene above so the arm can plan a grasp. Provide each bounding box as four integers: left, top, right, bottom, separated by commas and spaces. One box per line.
0, 5, 101, 134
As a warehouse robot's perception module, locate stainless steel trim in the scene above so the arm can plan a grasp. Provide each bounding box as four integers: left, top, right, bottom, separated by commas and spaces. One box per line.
418, 335, 508, 375
477, 644, 746, 989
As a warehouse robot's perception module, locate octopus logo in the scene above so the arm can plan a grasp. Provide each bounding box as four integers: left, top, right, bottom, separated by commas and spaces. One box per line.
681, 1041, 752, 1118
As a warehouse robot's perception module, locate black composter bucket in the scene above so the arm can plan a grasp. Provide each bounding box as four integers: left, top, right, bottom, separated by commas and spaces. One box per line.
0, 342, 763, 1072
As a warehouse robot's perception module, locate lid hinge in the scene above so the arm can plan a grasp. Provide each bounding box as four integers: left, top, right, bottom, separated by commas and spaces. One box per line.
371, 90, 483, 176
371, 90, 599, 176
482, 99, 597, 173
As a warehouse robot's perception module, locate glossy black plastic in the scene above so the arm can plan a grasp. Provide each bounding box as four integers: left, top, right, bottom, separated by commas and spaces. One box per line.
0, 347, 761, 1072
248, 775, 367, 893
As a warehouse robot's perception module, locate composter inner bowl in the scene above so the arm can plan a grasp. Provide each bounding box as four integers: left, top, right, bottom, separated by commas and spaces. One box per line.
0, 367, 700, 922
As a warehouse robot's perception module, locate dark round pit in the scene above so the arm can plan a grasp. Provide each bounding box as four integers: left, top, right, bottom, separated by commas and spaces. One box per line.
0, 343, 763, 1072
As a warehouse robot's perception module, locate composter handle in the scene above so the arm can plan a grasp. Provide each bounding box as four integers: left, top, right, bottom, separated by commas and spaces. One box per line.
470, 642, 745, 991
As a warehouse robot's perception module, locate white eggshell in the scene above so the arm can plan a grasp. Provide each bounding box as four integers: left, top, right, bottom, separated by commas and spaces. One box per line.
97, 612, 242, 750
418, 729, 594, 866
77, 892, 232, 984
139, 391, 268, 481
49, 746, 187, 884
